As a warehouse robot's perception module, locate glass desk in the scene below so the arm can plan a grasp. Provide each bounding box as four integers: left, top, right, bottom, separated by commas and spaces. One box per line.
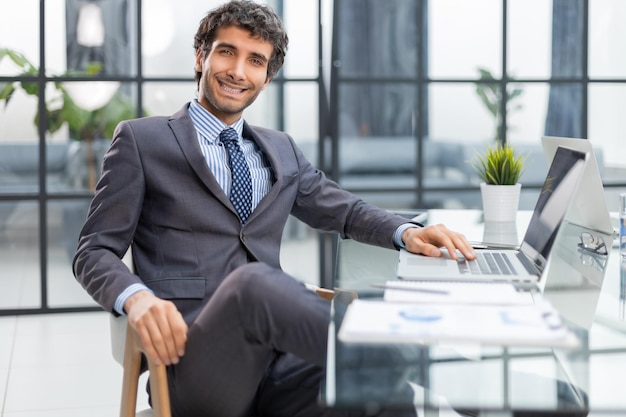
324, 210, 626, 416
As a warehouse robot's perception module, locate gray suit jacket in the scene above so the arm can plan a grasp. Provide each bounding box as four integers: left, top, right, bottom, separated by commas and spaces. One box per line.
73, 103, 408, 323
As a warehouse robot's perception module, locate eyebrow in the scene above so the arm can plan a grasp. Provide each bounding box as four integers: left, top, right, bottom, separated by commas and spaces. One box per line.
215, 41, 269, 64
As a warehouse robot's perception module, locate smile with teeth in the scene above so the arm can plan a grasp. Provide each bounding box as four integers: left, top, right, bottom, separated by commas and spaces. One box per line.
219, 81, 246, 95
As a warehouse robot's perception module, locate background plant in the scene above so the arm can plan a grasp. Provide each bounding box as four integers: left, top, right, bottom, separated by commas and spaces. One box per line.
1, 47, 141, 189
0, 47, 136, 141
475, 67, 524, 143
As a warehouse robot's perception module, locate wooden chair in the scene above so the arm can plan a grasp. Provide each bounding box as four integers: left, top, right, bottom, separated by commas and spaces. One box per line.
111, 314, 170, 417
110, 249, 170, 417
110, 249, 336, 417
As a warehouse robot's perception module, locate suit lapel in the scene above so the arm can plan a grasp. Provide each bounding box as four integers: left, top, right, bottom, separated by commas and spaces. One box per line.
242, 122, 283, 217
168, 104, 233, 210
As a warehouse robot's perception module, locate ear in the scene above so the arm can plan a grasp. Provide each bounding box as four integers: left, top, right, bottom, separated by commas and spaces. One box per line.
262, 76, 273, 90
194, 49, 204, 73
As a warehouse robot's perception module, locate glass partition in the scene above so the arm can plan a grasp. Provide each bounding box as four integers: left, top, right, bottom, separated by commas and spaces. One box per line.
47, 200, 99, 308
429, 0, 502, 79
143, 82, 197, 116
285, 82, 318, 147
507, 0, 552, 79
0, 201, 40, 309
283, 0, 319, 78
589, 0, 626, 78
589, 82, 626, 209
0, 0, 39, 76
141, 0, 211, 77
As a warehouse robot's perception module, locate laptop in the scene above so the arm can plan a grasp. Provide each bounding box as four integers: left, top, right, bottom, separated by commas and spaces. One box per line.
397, 146, 588, 286
541, 136, 614, 235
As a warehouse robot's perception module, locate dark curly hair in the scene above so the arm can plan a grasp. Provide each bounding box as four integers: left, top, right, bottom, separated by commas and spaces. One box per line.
194, 0, 288, 84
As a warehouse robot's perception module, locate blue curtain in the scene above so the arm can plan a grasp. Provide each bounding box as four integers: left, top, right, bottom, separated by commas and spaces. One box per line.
544, 0, 583, 138
335, 0, 424, 137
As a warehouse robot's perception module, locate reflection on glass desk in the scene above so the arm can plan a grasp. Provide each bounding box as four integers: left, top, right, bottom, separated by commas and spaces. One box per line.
325, 210, 626, 416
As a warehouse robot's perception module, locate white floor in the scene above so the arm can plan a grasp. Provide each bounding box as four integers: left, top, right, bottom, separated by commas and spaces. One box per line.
0, 311, 150, 417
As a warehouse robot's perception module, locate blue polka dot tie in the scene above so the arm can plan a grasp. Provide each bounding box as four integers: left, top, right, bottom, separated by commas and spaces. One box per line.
220, 128, 252, 224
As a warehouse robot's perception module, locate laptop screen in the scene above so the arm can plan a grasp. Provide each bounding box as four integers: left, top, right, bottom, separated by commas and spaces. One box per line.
542, 136, 614, 235
519, 146, 588, 272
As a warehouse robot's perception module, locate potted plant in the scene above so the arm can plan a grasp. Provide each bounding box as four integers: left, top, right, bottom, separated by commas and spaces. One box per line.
471, 144, 526, 222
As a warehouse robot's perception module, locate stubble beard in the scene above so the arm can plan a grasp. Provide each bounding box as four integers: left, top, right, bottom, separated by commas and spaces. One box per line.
201, 78, 262, 118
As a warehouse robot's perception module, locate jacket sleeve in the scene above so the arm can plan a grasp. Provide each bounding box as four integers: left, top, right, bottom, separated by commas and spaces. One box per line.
72, 120, 147, 314
287, 137, 408, 250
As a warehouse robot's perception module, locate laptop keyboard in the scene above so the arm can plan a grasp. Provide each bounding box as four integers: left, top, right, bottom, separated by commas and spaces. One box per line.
457, 252, 519, 275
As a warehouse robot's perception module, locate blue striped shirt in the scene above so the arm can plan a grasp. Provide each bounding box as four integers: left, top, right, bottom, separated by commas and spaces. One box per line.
188, 99, 273, 210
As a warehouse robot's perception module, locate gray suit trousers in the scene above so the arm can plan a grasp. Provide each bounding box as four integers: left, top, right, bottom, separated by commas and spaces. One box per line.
165, 262, 416, 417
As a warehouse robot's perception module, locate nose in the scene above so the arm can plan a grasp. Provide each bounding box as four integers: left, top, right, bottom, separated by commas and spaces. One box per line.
226, 58, 246, 80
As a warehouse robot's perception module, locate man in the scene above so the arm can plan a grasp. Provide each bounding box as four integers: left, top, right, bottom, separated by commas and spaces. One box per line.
73, 1, 475, 416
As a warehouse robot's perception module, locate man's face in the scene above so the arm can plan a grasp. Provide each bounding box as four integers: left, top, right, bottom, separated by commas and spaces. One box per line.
195, 26, 273, 125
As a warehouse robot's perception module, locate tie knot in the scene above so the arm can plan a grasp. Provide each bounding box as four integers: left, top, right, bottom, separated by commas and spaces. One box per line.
220, 128, 239, 145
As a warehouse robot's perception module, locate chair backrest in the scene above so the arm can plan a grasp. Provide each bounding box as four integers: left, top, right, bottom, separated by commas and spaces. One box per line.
110, 314, 128, 365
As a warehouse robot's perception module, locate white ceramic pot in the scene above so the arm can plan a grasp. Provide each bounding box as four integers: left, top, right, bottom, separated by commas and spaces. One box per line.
480, 182, 521, 222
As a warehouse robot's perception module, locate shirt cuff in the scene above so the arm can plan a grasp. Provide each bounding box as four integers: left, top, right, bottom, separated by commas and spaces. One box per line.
114, 283, 153, 316
393, 222, 421, 249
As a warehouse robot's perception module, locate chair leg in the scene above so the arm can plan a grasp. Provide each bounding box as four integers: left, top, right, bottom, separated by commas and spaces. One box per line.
147, 358, 172, 417
120, 324, 172, 417
120, 324, 141, 417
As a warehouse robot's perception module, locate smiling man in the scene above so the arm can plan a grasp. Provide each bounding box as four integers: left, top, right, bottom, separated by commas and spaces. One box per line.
73, 1, 474, 416
196, 29, 272, 123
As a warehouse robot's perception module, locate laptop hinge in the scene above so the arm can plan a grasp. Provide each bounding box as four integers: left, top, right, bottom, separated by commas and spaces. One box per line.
516, 252, 541, 276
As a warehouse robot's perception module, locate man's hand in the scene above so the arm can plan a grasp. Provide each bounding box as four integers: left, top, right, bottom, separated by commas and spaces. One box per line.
402, 224, 476, 260
124, 290, 188, 366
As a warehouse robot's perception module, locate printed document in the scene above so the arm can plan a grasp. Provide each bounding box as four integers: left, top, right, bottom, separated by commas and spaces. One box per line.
338, 299, 578, 348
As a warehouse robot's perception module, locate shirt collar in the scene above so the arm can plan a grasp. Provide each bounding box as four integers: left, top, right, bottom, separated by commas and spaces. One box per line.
188, 99, 244, 143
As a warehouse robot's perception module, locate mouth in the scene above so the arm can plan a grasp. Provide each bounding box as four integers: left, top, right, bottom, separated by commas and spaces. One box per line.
218, 80, 247, 96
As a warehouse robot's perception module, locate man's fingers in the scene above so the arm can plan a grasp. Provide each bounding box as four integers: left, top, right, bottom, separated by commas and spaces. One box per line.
444, 230, 475, 259
134, 315, 168, 365
155, 306, 188, 364
171, 313, 188, 357
151, 303, 188, 365
403, 223, 475, 259
128, 297, 188, 366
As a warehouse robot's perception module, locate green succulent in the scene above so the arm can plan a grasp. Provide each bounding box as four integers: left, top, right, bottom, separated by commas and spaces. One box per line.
471, 144, 526, 186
